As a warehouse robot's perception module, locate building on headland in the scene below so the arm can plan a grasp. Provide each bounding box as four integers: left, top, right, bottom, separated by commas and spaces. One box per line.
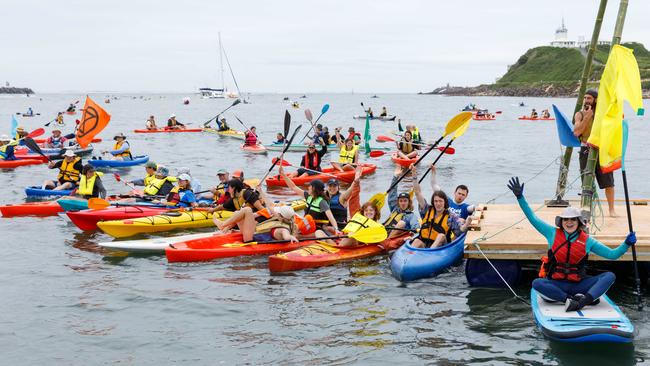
549, 18, 610, 48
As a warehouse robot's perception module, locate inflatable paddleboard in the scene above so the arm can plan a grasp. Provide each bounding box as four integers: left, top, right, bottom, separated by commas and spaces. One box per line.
531, 289, 634, 343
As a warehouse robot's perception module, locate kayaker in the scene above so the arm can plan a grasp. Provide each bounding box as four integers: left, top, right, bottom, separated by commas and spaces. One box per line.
213, 201, 302, 243
530, 109, 538, 118
55, 112, 64, 126
177, 167, 202, 194
366, 107, 374, 118
204, 168, 230, 204
412, 164, 471, 248
217, 117, 230, 132
396, 130, 418, 159
322, 127, 331, 145
541, 109, 551, 118
164, 173, 197, 208
331, 138, 359, 172
244, 126, 259, 147
66, 104, 76, 113
143, 165, 176, 197
43, 149, 83, 191
310, 124, 325, 145
286, 141, 327, 178
429, 165, 476, 220
278, 166, 340, 233
145, 115, 157, 130
104, 133, 132, 161
273, 133, 286, 145
314, 202, 381, 247
507, 176, 636, 312
45, 129, 67, 148
167, 114, 185, 130
384, 167, 420, 238
76, 164, 107, 199
573, 89, 616, 217
380, 106, 388, 117
347, 127, 361, 145
14, 127, 28, 143
407, 125, 422, 143
129, 161, 157, 187
207, 178, 264, 213
0, 135, 17, 161
324, 177, 358, 229
26, 107, 34, 116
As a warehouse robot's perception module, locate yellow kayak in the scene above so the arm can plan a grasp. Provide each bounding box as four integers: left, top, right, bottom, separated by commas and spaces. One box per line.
204, 128, 245, 140
97, 200, 306, 238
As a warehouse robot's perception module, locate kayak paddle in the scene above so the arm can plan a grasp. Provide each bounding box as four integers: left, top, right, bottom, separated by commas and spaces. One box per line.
273, 158, 348, 180
368, 111, 472, 209
368, 146, 455, 158
113, 173, 138, 191
299, 104, 330, 142
202, 98, 241, 127
23, 137, 51, 162
223, 225, 387, 247
417, 119, 471, 183
88, 198, 111, 209
257, 120, 301, 185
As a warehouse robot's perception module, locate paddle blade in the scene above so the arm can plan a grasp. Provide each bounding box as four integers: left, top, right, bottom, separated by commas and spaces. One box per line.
321, 104, 330, 114
272, 157, 292, 166
232, 99, 242, 107
438, 146, 455, 154
452, 120, 471, 139
113, 173, 122, 182
369, 150, 385, 158
376, 135, 395, 143
27, 128, 45, 138
304, 109, 313, 123
284, 110, 291, 138
368, 192, 387, 210
443, 112, 473, 136
350, 226, 388, 243
88, 198, 111, 209
23, 137, 47, 159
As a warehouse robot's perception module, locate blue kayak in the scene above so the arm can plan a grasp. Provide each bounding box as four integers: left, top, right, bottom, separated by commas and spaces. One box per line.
25, 186, 73, 197
390, 233, 467, 282
531, 289, 634, 343
89, 155, 149, 168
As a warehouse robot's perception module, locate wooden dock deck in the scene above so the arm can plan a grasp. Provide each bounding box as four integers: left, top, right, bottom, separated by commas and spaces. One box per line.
464, 200, 650, 262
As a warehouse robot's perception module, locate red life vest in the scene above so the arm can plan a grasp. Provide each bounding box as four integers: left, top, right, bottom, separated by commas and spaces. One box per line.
545, 229, 589, 282
245, 132, 257, 146
347, 132, 361, 143
303, 152, 320, 170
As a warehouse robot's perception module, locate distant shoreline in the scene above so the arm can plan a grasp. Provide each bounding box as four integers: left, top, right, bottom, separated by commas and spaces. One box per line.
0, 87, 34, 94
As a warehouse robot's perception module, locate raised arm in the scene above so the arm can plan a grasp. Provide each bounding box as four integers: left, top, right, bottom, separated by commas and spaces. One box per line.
429, 164, 441, 192
507, 177, 555, 242
411, 164, 427, 209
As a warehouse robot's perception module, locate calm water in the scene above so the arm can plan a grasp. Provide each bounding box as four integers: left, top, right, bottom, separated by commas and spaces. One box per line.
0, 93, 648, 365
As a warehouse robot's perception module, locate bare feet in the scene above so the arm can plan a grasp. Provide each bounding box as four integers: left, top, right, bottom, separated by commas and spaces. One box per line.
609, 210, 618, 218
214, 218, 225, 230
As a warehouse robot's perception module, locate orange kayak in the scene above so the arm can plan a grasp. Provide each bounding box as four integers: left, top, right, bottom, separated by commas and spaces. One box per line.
0, 200, 64, 217
241, 144, 267, 154
165, 232, 315, 263
268, 234, 409, 272
265, 163, 376, 187
390, 152, 418, 168
133, 128, 203, 133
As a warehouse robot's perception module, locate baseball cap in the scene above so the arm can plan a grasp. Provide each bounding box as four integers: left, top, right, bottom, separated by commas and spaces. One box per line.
156, 165, 169, 176
145, 161, 157, 169
216, 168, 228, 175
326, 179, 339, 186
178, 173, 191, 181
397, 192, 410, 199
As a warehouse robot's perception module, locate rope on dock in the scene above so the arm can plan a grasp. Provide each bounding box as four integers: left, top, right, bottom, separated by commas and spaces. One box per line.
485, 155, 563, 204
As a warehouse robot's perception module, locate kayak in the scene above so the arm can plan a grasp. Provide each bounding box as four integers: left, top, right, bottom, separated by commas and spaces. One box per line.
89, 155, 149, 168
33, 138, 101, 144
58, 197, 165, 212
57, 198, 91, 211
390, 152, 418, 168
133, 128, 203, 133
25, 186, 73, 198
390, 233, 467, 282
264, 144, 390, 152
34, 145, 93, 156
97, 199, 306, 238
67, 206, 171, 231
65, 111, 76, 115
12, 153, 50, 163
472, 116, 496, 121
518, 117, 555, 121
99, 232, 219, 254
0, 158, 45, 169
203, 128, 245, 140
166, 233, 315, 263
268, 235, 408, 273
241, 144, 267, 154
531, 288, 633, 343
0, 200, 64, 217
353, 115, 397, 121
265, 163, 376, 187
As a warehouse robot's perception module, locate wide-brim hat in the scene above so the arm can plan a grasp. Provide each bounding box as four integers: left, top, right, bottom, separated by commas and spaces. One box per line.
555, 207, 586, 227
0, 134, 11, 142
276, 205, 295, 220
113, 133, 127, 140
63, 149, 76, 157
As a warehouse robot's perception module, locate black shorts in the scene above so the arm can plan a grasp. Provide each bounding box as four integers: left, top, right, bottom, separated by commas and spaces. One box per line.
579, 146, 614, 189
297, 168, 320, 176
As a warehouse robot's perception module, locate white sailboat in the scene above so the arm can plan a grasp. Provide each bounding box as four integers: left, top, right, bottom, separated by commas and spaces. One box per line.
200, 33, 249, 103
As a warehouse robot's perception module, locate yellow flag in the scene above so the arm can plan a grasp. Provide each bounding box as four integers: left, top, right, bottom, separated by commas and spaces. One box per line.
587, 45, 644, 173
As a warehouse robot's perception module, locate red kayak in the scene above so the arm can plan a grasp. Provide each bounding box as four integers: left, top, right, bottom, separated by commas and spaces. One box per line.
268, 234, 408, 273
65, 111, 76, 115
166, 233, 316, 263
0, 158, 46, 169
67, 206, 170, 231
472, 116, 496, 121
518, 117, 555, 121
265, 163, 376, 187
0, 200, 64, 217
134, 128, 203, 133
241, 144, 267, 154
390, 152, 418, 168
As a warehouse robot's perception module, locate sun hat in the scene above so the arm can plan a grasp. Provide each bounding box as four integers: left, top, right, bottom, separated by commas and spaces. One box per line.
170, 114, 176, 118
275, 205, 295, 220
63, 149, 76, 157
178, 173, 191, 181
555, 207, 586, 227
113, 132, 127, 140
0, 135, 11, 142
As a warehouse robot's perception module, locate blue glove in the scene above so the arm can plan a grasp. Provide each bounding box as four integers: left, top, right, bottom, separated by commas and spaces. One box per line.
625, 231, 637, 246
507, 177, 524, 199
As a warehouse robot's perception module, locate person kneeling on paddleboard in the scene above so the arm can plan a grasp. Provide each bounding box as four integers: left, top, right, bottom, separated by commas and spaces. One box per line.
507, 177, 636, 312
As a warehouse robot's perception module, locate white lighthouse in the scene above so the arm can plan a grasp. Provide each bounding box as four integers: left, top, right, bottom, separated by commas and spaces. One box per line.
550, 19, 610, 48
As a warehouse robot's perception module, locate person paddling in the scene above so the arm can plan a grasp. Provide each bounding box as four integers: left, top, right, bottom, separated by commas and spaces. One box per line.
167, 114, 185, 130
146, 115, 157, 130
66, 104, 76, 113
244, 126, 259, 147
76, 164, 106, 199
273, 133, 285, 145
541, 109, 551, 119
104, 133, 132, 161
42, 149, 83, 191
331, 138, 359, 172
129, 161, 158, 188
201, 168, 230, 204
14, 127, 28, 143
286, 140, 327, 178
530, 109, 538, 119
380, 106, 388, 117
55, 112, 64, 126
216, 117, 231, 132
45, 129, 67, 148
142, 165, 177, 197
507, 177, 636, 312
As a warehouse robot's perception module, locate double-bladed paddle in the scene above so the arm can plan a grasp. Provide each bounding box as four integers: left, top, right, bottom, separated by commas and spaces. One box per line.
299, 104, 330, 142
222, 225, 387, 247
257, 120, 302, 185
202, 99, 242, 128
417, 118, 471, 184
23, 137, 51, 162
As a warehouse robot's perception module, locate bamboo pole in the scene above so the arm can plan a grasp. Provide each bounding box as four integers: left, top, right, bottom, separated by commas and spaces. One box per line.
548, 0, 608, 207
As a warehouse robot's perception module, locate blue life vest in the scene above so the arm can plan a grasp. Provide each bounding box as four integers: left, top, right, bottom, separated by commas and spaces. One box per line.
329, 193, 347, 224
448, 199, 470, 219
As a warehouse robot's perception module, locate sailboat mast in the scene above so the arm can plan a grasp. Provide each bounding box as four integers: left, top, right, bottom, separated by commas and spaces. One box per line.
222, 44, 243, 99
219, 32, 225, 92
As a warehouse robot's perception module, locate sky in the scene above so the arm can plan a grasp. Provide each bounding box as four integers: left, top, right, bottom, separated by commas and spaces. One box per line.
2, 0, 648, 93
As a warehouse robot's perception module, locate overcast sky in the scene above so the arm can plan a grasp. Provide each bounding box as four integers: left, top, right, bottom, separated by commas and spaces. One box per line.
2, 0, 648, 93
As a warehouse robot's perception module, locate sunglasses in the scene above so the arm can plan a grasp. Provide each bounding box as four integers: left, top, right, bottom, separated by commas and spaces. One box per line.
308, 146, 316, 149
562, 217, 579, 222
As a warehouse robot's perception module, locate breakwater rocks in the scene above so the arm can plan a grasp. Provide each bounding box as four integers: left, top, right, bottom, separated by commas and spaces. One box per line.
0, 87, 34, 94
421, 84, 581, 98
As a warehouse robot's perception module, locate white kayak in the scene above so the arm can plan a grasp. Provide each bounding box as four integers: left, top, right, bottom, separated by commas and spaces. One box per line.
98, 232, 218, 254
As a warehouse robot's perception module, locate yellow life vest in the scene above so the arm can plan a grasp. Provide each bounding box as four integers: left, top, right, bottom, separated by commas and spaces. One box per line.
338, 144, 359, 164
382, 211, 404, 227
255, 217, 295, 235
112, 141, 131, 158
411, 128, 421, 142
419, 207, 451, 241
144, 176, 174, 195
143, 173, 155, 186
399, 140, 414, 154
57, 157, 82, 182
78, 172, 104, 196
342, 212, 383, 234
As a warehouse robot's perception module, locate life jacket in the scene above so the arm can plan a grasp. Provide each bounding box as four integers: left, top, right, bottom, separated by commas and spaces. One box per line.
144, 176, 174, 196
212, 182, 229, 203
383, 210, 405, 227
167, 186, 193, 207
303, 152, 321, 170
419, 207, 452, 242
305, 195, 327, 220
143, 173, 155, 187
328, 193, 347, 225
57, 157, 81, 182
338, 144, 358, 164
347, 132, 361, 144
541, 229, 589, 282
245, 132, 257, 146
411, 128, 421, 142
0, 144, 15, 159
231, 189, 258, 212
77, 172, 104, 197
399, 140, 414, 154
47, 135, 66, 148
342, 213, 382, 234
255, 217, 295, 235
112, 141, 131, 158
